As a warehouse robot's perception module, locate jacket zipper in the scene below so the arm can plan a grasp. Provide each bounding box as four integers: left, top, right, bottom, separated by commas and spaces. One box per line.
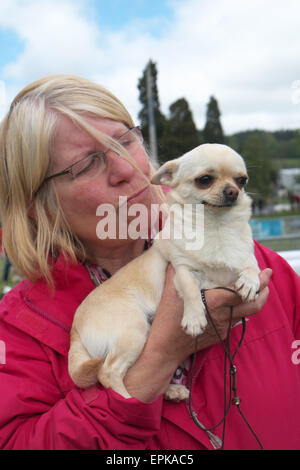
23, 296, 71, 333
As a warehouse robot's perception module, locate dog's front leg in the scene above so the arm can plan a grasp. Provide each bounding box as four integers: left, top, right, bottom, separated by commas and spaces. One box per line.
235, 262, 260, 303
173, 266, 207, 336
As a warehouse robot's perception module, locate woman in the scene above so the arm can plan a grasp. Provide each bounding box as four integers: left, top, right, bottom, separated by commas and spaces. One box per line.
0, 75, 299, 450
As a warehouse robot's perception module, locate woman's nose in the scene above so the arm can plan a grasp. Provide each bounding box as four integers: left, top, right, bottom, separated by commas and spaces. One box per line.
107, 151, 136, 186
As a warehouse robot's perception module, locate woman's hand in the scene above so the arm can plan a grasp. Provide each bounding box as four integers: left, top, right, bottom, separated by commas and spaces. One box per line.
124, 264, 272, 402
146, 264, 272, 361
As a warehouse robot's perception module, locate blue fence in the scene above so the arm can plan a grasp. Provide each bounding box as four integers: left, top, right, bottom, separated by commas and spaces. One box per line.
250, 215, 300, 240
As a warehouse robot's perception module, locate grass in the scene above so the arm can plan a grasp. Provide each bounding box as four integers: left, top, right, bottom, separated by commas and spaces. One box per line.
251, 210, 300, 251
257, 237, 300, 252
252, 210, 300, 219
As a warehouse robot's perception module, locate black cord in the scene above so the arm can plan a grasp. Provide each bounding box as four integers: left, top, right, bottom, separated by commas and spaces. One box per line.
187, 303, 237, 446
187, 287, 264, 450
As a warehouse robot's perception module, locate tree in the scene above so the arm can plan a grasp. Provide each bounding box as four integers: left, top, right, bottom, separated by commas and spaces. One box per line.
203, 96, 225, 144
137, 60, 166, 149
241, 133, 275, 200
160, 98, 202, 162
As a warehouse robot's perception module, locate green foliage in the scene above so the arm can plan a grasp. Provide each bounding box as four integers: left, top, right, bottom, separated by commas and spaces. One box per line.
234, 133, 274, 199
203, 96, 225, 144
159, 98, 202, 163
228, 129, 300, 161
137, 61, 202, 163
137, 60, 166, 147
137, 61, 300, 201
228, 129, 300, 200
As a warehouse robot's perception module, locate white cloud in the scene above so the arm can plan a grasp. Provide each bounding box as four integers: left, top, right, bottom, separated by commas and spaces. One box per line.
155, 0, 300, 132
0, 0, 299, 134
0, 0, 103, 79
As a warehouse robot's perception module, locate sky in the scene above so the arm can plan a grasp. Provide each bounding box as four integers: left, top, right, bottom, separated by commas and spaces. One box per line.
0, 0, 299, 135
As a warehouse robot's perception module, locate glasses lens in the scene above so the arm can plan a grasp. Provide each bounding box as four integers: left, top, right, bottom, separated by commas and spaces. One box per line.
72, 153, 106, 179
132, 127, 143, 143
118, 127, 143, 149
44, 127, 143, 183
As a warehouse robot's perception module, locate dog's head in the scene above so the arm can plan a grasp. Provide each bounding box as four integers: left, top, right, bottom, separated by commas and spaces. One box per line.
151, 143, 249, 209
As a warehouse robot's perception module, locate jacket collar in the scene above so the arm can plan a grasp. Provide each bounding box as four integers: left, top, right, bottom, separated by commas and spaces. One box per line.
1, 240, 153, 357
0, 254, 95, 356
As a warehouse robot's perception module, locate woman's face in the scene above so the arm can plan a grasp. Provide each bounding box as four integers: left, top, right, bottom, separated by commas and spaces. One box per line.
50, 114, 158, 254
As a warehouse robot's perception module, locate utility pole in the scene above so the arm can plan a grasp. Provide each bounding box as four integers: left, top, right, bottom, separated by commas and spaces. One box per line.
146, 61, 158, 163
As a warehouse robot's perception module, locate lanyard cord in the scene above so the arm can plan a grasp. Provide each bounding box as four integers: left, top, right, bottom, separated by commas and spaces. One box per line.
84, 254, 263, 449
188, 287, 264, 450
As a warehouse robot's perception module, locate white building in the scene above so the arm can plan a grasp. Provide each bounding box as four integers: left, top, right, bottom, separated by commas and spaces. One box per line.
279, 168, 300, 193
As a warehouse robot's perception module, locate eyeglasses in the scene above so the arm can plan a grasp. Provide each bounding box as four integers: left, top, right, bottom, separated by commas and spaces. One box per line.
44, 126, 143, 183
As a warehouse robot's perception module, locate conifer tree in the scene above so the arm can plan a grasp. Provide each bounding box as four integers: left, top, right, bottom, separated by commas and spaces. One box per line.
203, 96, 225, 143
160, 98, 201, 162
137, 60, 166, 148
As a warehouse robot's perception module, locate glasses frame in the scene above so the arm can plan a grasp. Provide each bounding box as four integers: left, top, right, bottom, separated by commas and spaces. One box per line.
44, 126, 143, 183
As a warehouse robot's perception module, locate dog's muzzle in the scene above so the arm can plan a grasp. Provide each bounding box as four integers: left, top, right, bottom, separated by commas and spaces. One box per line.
222, 185, 239, 205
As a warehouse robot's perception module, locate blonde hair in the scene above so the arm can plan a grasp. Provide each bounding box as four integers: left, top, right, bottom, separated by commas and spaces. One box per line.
0, 74, 164, 287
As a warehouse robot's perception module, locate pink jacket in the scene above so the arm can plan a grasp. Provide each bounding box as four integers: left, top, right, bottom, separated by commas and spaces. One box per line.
0, 241, 300, 450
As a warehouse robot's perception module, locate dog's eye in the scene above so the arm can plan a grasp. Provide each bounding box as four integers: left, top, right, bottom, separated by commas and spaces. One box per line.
194, 175, 214, 187
236, 177, 248, 187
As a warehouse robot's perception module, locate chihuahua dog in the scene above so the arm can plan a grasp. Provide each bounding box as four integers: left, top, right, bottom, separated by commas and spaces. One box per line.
68, 144, 260, 401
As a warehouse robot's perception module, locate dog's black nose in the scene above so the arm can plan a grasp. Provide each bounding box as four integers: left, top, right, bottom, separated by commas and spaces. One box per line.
223, 185, 239, 203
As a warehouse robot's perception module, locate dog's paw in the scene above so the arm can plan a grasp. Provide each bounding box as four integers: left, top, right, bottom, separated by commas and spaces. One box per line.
164, 384, 190, 402
235, 270, 260, 302
181, 307, 207, 336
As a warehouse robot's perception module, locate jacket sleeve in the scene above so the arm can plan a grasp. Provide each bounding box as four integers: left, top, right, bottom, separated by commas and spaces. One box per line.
0, 321, 163, 450
255, 241, 300, 338
274, 251, 300, 338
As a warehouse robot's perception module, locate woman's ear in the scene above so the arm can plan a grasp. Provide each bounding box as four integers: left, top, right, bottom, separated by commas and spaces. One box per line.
151, 160, 179, 187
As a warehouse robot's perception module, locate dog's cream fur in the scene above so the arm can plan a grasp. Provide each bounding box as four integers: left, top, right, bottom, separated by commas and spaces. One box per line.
68, 144, 260, 401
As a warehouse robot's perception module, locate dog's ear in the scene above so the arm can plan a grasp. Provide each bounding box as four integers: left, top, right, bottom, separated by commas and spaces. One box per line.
151, 160, 179, 187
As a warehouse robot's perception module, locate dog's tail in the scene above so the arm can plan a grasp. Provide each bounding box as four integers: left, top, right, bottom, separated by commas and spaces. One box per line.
68, 327, 104, 389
